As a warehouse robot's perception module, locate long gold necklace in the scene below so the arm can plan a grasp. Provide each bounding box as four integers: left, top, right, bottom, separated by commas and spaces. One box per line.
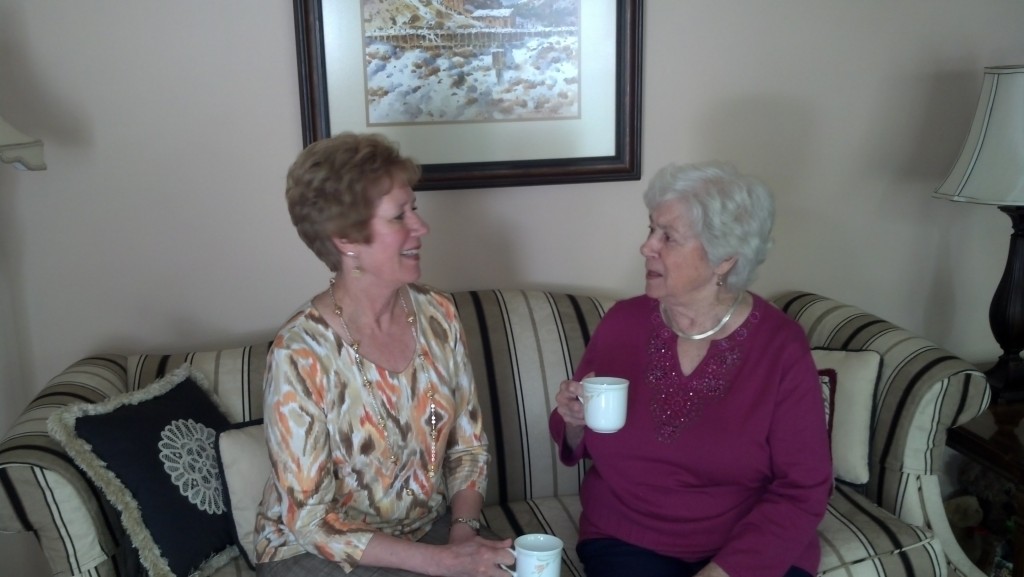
328, 279, 437, 477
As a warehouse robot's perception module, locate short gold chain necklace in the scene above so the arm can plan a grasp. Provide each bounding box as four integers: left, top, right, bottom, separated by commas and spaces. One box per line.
328, 279, 437, 477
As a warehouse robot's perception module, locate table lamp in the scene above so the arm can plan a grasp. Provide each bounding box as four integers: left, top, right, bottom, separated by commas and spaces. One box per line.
934, 64, 1024, 402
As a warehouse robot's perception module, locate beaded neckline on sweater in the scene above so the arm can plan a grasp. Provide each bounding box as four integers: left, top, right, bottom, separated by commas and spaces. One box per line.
647, 298, 759, 442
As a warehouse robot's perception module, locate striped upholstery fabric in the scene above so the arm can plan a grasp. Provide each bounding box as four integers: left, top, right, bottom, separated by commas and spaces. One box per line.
0, 290, 990, 577
451, 290, 613, 577
818, 485, 944, 576
125, 345, 270, 424
0, 356, 129, 577
450, 290, 611, 507
774, 292, 990, 577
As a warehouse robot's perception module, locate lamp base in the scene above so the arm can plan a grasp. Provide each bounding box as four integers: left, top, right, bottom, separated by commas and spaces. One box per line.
987, 206, 1024, 404
987, 355, 1024, 404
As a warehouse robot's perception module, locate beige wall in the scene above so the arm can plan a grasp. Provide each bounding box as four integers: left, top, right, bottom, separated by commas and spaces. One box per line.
2, 1, 1023, 575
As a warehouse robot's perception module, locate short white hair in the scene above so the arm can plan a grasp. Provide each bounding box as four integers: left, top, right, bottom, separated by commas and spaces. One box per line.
643, 161, 775, 292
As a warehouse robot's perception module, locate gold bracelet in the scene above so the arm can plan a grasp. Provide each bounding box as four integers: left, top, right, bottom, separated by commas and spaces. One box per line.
452, 517, 481, 531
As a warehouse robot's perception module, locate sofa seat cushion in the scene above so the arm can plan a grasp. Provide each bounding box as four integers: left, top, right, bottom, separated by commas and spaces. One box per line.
818, 484, 943, 576
482, 486, 944, 577
208, 554, 255, 577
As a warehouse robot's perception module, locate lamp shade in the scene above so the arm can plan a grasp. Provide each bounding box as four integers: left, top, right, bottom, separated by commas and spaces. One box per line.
934, 65, 1024, 205
0, 115, 46, 171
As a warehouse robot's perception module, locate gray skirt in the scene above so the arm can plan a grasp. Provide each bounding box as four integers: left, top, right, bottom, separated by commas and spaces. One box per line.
255, 513, 500, 577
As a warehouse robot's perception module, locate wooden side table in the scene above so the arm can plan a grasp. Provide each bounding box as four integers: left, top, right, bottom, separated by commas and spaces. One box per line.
947, 403, 1024, 576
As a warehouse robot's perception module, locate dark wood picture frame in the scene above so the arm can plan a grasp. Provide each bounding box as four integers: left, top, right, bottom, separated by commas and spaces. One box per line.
293, 0, 643, 190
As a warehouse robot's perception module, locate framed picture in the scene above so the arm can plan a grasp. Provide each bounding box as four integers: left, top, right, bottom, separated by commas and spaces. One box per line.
294, 0, 643, 190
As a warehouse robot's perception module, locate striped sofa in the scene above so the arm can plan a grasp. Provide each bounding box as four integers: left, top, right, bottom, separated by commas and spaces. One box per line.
0, 290, 990, 577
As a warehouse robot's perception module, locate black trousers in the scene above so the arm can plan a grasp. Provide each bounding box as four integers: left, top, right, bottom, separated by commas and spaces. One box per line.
577, 538, 814, 577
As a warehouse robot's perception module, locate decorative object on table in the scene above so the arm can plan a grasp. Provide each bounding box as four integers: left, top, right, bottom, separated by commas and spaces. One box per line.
934, 64, 1024, 402
942, 495, 985, 567
993, 551, 1014, 577
0, 114, 45, 170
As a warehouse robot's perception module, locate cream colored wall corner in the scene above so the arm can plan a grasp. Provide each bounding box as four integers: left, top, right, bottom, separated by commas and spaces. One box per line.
2, 2, 1024, 575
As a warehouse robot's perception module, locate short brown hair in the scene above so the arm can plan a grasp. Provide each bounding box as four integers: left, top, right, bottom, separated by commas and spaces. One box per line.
286, 132, 421, 271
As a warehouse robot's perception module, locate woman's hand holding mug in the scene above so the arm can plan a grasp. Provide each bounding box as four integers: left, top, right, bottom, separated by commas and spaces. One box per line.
499, 534, 563, 577
443, 537, 514, 577
556, 373, 630, 434
555, 374, 589, 427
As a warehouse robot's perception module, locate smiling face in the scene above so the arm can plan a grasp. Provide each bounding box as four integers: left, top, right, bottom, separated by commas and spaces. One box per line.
641, 199, 725, 305
339, 177, 429, 289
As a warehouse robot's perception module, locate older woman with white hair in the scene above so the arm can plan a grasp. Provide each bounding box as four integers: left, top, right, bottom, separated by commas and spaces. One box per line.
550, 162, 832, 577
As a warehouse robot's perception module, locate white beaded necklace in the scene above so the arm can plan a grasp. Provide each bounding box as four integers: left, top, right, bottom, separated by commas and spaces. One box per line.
328, 279, 437, 477
661, 292, 743, 341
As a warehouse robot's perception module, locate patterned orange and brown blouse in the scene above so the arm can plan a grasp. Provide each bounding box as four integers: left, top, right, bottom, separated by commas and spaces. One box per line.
253, 284, 489, 571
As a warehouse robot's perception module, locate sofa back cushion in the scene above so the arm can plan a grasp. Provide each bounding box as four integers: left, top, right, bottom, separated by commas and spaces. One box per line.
127, 290, 615, 509
127, 344, 269, 424
451, 290, 614, 506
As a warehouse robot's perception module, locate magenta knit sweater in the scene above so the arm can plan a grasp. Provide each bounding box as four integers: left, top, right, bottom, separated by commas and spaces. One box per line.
549, 294, 832, 577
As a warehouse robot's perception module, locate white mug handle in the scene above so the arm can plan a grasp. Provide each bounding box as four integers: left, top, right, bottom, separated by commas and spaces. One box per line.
578, 389, 609, 410
499, 548, 516, 576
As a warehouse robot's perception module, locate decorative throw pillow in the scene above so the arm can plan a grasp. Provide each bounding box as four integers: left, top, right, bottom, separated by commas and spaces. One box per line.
811, 348, 882, 485
216, 419, 270, 569
48, 364, 236, 577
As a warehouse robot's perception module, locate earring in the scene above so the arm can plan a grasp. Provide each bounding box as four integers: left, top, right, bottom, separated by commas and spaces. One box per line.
344, 251, 362, 276
715, 275, 724, 287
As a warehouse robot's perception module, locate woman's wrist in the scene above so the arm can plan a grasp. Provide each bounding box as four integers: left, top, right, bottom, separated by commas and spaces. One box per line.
563, 425, 585, 453
448, 520, 478, 544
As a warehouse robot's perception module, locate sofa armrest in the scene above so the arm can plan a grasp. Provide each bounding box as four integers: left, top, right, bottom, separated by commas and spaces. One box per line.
772, 292, 990, 505
774, 292, 991, 577
0, 355, 129, 577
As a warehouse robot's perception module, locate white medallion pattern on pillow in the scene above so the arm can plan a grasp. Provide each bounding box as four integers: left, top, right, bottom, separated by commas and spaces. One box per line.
159, 418, 226, 515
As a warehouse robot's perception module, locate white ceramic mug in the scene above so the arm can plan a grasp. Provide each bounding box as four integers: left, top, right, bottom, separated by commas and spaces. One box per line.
581, 376, 629, 433
500, 533, 563, 577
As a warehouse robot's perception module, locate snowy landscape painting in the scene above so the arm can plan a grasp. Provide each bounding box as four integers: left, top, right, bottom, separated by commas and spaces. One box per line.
360, 0, 581, 125
295, 0, 641, 189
